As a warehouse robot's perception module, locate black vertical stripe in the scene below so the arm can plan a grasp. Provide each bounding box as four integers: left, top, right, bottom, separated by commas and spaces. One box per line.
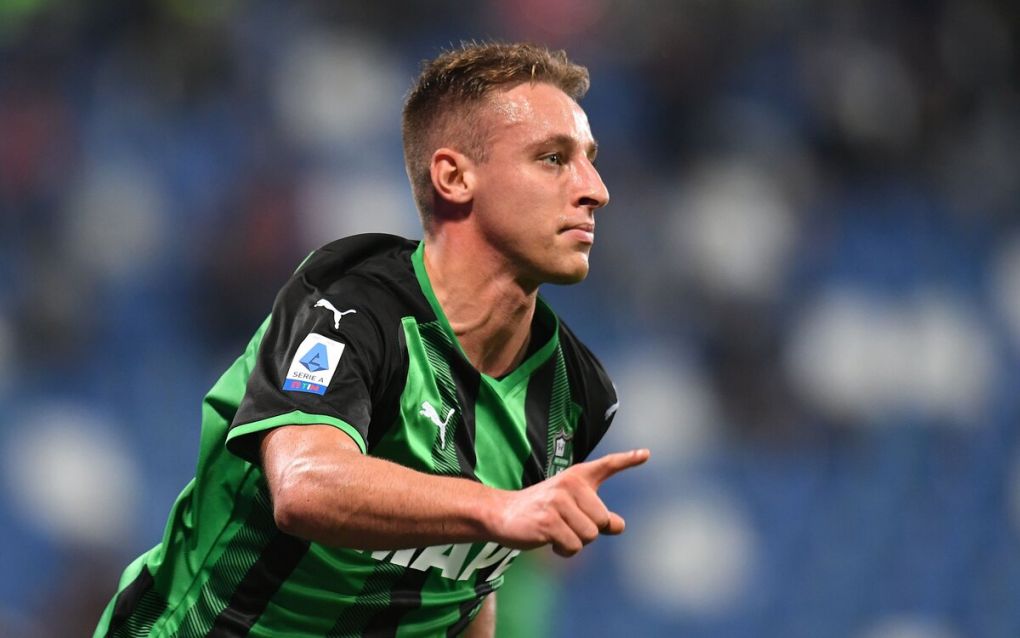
520, 357, 556, 487
106, 566, 168, 638
445, 583, 496, 637
106, 566, 154, 636
449, 354, 481, 479
366, 321, 411, 453
205, 532, 310, 637
446, 558, 506, 636
327, 561, 413, 637
359, 567, 431, 637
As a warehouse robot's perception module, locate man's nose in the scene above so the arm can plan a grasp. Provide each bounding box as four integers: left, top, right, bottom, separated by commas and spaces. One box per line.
575, 158, 610, 210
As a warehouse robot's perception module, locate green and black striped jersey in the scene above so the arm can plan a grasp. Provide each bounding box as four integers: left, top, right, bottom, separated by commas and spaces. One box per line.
95, 234, 618, 638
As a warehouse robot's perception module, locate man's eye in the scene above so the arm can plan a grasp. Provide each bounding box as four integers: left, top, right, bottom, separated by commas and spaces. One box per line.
542, 153, 563, 165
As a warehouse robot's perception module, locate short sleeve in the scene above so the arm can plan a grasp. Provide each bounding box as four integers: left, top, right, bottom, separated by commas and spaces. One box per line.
560, 325, 619, 463
226, 273, 389, 463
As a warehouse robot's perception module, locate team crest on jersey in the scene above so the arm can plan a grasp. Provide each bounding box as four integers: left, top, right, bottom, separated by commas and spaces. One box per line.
548, 427, 574, 477
283, 333, 345, 395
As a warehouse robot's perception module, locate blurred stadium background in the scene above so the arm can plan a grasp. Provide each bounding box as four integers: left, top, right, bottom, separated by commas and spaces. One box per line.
1, 1, 1019, 636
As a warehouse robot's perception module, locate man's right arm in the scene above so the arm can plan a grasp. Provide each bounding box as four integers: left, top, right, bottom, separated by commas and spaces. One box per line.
260, 423, 649, 556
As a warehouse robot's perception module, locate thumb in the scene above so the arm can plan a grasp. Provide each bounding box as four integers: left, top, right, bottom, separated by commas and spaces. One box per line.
600, 511, 626, 535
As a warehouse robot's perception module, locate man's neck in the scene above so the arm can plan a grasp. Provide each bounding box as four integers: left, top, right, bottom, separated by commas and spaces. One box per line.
422, 233, 537, 378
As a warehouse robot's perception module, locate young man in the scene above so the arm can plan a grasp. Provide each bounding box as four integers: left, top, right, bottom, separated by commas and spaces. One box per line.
95, 42, 648, 638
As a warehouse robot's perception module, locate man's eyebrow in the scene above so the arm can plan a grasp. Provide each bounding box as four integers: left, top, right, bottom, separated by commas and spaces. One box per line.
528, 133, 599, 158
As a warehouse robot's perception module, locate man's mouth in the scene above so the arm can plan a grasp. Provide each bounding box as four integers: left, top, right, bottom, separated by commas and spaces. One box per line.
560, 222, 595, 244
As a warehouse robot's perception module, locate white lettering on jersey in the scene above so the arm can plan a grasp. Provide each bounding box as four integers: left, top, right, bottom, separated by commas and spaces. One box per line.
368, 547, 415, 567
410, 543, 473, 579
456, 542, 514, 581
486, 549, 522, 582
362, 541, 520, 582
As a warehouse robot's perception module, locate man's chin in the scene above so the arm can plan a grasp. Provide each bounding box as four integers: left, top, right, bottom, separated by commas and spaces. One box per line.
544, 259, 590, 285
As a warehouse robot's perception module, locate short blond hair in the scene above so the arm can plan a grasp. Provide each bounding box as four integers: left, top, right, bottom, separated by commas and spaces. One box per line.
401, 42, 590, 227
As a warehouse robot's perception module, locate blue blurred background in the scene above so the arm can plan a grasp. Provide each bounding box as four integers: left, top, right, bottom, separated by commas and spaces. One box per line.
1, 1, 1019, 637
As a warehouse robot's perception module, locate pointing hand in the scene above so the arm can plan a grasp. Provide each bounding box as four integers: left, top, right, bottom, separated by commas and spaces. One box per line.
490, 449, 650, 557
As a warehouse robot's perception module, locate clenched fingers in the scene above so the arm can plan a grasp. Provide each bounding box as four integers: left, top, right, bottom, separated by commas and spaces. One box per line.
548, 517, 584, 557
573, 484, 612, 531
558, 496, 602, 546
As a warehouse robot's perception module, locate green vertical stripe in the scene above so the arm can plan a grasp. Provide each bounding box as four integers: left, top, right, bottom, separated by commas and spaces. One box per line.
376, 318, 474, 475
172, 488, 279, 637
545, 347, 581, 478
473, 380, 529, 490
520, 356, 556, 487
372, 318, 440, 472
546, 349, 569, 476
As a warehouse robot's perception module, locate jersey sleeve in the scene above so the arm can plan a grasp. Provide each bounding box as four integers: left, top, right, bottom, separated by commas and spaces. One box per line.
226, 272, 392, 463
561, 326, 619, 463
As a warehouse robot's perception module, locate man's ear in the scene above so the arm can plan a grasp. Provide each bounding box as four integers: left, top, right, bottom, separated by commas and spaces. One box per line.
430, 148, 475, 206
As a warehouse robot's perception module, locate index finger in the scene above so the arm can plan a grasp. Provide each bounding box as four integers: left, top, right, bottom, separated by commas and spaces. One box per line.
576, 449, 650, 485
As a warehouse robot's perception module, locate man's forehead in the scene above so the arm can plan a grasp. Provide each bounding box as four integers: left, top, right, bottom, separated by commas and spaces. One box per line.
485, 82, 594, 142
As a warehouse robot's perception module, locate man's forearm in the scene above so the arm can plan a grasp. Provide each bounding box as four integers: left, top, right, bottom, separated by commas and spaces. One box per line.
262, 424, 499, 549
261, 423, 649, 555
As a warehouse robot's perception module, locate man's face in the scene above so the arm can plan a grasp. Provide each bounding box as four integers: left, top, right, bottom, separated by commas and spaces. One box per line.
467, 82, 610, 286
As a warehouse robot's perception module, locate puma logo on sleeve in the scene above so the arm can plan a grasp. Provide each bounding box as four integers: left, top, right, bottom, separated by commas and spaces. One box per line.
314, 299, 357, 330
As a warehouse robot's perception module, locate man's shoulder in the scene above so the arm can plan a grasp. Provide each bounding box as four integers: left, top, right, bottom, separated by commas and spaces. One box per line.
266, 233, 428, 337
556, 317, 617, 393
556, 318, 603, 367
316, 233, 418, 261
550, 316, 618, 461
302, 233, 419, 283
289, 233, 420, 301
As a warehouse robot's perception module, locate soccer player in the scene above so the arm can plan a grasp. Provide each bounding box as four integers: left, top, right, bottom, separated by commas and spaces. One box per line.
94, 41, 649, 637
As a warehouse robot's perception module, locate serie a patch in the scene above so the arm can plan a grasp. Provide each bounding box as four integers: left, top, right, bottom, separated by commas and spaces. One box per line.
282, 333, 346, 395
